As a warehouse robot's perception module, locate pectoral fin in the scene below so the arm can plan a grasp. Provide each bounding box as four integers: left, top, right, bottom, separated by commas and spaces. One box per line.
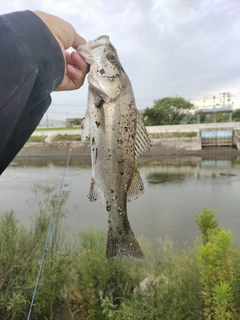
87, 178, 104, 203
81, 111, 91, 141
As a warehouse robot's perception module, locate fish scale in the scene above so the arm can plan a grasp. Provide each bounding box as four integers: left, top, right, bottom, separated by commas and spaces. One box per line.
77, 35, 151, 261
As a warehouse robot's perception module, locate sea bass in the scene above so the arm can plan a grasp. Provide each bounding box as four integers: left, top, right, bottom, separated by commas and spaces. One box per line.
77, 36, 151, 261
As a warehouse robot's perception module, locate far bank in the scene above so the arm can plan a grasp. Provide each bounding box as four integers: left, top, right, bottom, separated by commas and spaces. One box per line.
16, 139, 240, 161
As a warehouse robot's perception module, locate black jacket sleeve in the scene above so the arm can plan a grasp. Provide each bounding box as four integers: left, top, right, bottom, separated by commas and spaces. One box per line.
0, 10, 65, 175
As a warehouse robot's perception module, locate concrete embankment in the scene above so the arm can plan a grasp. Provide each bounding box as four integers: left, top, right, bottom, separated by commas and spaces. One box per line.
19, 122, 240, 159
16, 138, 240, 160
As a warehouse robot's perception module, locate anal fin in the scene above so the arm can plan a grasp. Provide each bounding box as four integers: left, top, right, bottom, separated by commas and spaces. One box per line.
127, 167, 145, 202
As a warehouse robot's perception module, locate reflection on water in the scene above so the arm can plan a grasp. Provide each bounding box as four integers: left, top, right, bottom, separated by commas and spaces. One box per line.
11, 156, 92, 168
1, 155, 240, 247
201, 158, 233, 168
147, 172, 187, 184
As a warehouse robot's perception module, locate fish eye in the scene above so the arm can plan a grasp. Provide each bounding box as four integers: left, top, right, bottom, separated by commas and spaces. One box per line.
107, 53, 117, 63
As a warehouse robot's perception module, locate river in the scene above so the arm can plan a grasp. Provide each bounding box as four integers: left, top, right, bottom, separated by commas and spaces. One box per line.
0, 155, 240, 246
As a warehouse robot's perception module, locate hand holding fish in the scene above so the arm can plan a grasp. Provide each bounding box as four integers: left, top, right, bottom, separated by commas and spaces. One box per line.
34, 11, 88, 91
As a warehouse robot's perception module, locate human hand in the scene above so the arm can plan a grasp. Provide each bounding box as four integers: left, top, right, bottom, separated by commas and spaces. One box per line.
34, 11, 89, 91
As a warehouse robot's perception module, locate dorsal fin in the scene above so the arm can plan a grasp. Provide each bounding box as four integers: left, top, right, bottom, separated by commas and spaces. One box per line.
134, 112, 151, 159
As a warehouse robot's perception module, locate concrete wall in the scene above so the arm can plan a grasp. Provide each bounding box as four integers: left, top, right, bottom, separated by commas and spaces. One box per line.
150, 137, 202, 154
33, 122, 240, 137
146, 122, 240, 134
233, 130, 240, 149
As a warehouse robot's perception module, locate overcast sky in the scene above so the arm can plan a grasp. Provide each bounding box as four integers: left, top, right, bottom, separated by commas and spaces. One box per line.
2, 0, 240, 121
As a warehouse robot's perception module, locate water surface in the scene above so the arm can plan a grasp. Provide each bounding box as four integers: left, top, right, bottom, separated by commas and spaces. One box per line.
1, 156, 240, 246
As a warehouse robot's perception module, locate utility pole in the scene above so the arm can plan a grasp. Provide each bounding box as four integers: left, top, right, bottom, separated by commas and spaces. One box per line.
220, 92, 230, 108
227, 93, 231, 106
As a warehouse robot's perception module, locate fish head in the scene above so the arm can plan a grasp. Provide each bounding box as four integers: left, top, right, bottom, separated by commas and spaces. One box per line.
77, 35, 126, 102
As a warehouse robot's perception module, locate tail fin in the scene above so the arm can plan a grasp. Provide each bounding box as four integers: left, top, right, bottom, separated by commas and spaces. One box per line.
106, 225, 144, 262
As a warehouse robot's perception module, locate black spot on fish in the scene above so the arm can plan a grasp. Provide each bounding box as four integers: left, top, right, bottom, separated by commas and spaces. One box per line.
92, 137, 95, 144
106, 204, 111, 212
99, 68, 105, 75
120, 171, 124, 176
117, 139, 123, 145
95, 121, 100, 128
95, 98, 104, 108
117, 207, 124, 215
111, 189, 114, 193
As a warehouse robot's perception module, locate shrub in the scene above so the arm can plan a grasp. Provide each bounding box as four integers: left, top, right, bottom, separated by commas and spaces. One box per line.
196, 208, 237, 319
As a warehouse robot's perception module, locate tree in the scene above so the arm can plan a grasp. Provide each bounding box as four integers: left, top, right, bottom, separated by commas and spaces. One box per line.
142, 97, 193, 126
233, 109, 240, 122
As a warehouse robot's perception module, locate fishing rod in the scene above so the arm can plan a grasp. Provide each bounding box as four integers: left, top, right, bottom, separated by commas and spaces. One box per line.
27, 148, 72, 320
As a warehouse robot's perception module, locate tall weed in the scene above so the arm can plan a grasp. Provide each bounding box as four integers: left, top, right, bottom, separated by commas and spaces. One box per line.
1, 189, 240, 319
196, 208, 238, 319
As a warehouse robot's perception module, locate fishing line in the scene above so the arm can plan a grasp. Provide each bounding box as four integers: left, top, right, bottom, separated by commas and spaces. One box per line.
27, 148, 72, 320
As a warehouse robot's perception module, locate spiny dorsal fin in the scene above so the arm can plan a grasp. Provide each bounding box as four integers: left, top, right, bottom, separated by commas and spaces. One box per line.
134, 112, 151, 159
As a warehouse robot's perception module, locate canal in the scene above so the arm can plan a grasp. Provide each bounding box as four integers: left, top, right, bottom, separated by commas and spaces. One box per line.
0, 155, 240, 246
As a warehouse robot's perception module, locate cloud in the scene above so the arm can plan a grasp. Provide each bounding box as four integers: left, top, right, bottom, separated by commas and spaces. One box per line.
2, 0, 240, 119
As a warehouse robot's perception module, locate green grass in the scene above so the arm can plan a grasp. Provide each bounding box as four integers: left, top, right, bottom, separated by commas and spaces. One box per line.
28, 135, 47, 142
149, 131, 198, 139
0, 188, 239, 319
35, 126, 80, 132
51, 134, 81, 141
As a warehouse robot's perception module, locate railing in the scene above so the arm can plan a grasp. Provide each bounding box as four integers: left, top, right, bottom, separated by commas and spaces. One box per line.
180, 109, 198, 125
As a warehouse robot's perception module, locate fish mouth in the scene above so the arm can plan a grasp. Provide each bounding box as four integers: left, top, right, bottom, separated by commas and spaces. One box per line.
77, 36, 109, 65
77, 50, 94, 65
89, 35, 110, 49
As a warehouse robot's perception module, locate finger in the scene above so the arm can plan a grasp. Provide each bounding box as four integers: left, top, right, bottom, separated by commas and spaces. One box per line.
70, 51, 88, 71
66, 63, 87, 89
65, 51, 88, 75
71, 30, 87, 49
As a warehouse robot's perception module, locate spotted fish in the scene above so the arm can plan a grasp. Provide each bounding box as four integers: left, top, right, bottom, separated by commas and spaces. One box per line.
77, 36, 151, 261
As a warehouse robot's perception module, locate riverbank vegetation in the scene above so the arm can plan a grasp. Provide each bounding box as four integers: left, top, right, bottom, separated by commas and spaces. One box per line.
29, 132, 197, 143
148, 131, 198, 139
51, 134, 81, 142
0, 187, 239, 319
35, 127, 80, 131
28, 135, 47, 142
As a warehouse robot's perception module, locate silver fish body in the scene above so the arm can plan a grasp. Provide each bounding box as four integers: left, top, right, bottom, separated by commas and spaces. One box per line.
77, 36, 151, 261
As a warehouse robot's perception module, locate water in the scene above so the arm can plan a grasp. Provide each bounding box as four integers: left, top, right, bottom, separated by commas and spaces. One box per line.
1, 156, 240, 246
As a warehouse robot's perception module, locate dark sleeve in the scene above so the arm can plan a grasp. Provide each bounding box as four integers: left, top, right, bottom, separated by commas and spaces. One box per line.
0, 10, 65, 175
